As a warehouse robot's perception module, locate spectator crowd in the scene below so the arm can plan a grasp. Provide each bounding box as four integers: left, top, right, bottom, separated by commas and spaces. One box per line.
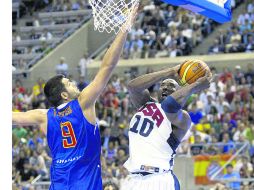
13, 0, 252, 74
12, 0, 254, 189
12, 0, 92, 73
208, 1, 254, 55
12, 62, 254, 189
122, 0, 248, 59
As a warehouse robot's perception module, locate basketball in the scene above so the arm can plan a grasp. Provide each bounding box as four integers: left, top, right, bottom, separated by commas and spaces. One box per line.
178, 60, 210, 85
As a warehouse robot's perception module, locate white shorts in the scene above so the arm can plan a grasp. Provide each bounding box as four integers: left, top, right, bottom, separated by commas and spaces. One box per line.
120, 171, 180, 190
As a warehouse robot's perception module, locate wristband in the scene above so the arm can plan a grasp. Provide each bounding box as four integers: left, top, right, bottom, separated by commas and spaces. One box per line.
161, 96, 182, 113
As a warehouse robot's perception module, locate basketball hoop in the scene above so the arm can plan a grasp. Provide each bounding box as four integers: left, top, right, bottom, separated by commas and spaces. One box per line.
89, 0, 139, 34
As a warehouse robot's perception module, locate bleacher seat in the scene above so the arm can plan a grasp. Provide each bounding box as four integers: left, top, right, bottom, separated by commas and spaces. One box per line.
19, 23, 80, 33
12, 53, 42, 61
38, 9, 92, 19
13, 38, 61, 47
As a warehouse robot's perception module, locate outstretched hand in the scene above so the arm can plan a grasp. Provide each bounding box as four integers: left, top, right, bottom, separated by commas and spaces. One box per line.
193, 70, 213, 93
121, 4, 139, 32
173, 64, 181, 74
196, 70, 213, 83
128, 5, 139, 26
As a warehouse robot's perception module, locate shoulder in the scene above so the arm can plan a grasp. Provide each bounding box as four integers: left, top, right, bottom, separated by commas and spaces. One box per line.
137, 100, 157, 111
71, 99, 90, 117
72, 98, 83, 108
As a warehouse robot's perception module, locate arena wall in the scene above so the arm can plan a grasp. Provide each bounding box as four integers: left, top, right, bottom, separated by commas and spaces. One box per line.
174, 156, 195, 190
19, 48, 254, 88
86, 53, 254, 80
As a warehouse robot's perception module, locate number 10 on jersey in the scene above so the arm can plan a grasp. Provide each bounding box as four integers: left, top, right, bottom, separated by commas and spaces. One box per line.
130, 115, 154, 137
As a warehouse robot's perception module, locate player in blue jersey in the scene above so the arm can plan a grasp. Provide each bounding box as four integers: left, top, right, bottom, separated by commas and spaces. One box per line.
12, 7, 138, 190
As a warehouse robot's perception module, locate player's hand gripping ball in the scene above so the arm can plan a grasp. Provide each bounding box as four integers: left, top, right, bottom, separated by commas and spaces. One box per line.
178, 59, 211, 85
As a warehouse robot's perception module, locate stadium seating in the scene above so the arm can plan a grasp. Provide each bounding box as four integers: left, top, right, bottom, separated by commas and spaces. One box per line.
12, 0, 92, 73
12, 62, 254, 189
12, 0, 254, 189
208, 2, 254, 54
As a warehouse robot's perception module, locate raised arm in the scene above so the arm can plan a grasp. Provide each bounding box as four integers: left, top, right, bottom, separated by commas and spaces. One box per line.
78, 7, 138, 110
163, 71, 212, 141
127, 65, 180, 109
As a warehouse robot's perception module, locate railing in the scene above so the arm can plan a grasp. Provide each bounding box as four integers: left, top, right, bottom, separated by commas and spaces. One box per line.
19, 181, 50, 190
13, 38, 61, 47
215, 178, 254, 182
19, 23, 80, 32
189, 142, 249, 149
210, 142, 249, 180
12, 53, 42, 61
38, 9, 92, 19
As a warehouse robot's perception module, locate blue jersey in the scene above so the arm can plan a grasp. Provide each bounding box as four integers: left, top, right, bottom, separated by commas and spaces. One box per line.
47, 99, 102, 190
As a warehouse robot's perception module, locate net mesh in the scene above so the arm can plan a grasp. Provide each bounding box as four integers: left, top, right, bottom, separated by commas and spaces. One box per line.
89, 0, 139, 34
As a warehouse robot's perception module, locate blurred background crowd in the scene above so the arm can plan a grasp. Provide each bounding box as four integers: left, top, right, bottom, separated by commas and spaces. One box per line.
12, 62, 254, 189
12, 0, 254, 73
12, 0, 254, 189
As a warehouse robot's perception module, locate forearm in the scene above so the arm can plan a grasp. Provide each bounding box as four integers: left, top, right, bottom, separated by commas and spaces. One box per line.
101, 31, 128, 70
78, 31, 132, 109
12, 110, 46, 125
170, 83, 198, 108
127, 67, 177, 92
12, 112, 27, 124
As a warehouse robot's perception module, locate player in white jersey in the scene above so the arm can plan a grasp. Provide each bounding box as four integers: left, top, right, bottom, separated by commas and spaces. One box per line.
121, 60, 212, 190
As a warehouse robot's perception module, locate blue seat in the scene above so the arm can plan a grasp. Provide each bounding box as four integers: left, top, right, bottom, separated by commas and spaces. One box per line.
162, 0, 231, 23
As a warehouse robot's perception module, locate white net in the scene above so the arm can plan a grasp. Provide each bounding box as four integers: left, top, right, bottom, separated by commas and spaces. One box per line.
89, 0, 139, 34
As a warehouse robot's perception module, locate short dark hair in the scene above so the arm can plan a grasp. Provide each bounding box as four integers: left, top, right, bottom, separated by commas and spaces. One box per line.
226, 164, 233, 168
44, 75, 66, 107
103, 181, 118, 190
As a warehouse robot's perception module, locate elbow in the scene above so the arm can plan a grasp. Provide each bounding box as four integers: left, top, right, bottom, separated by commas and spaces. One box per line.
182, 113, 192, 130
173, 111, 191, 130
127, 82, 134, 91
127, 84, 138, 94
127, 79, 138, 92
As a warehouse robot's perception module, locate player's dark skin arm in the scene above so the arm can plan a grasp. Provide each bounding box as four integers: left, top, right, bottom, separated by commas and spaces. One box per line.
167, 72, 212, 141
127, 64, 181, 109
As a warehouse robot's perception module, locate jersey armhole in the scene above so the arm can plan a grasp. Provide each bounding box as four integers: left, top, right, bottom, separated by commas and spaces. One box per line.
167, 129, 181, 153
136, 98, 157, 111
74, 99, 97, 127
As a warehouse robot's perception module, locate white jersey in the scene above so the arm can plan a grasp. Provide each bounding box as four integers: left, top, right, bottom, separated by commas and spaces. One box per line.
124, 102, 180, 173
120, 171, 180, 190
